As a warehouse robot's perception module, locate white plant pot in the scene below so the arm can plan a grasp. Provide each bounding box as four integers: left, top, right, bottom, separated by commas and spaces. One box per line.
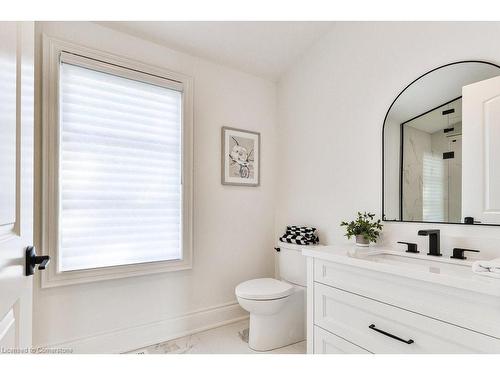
355, 235, 370, 247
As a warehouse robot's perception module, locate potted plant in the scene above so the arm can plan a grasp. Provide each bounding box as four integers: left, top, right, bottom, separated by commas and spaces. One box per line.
341, 212, 383, 247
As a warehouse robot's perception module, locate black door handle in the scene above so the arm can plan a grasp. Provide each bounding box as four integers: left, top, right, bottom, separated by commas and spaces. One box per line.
368, 324, 414, 345
25, 246, 50, 276
38, 257, 50, 270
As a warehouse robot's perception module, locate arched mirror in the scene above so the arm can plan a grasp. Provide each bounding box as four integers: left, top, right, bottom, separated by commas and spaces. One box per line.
383, 61, 500, 225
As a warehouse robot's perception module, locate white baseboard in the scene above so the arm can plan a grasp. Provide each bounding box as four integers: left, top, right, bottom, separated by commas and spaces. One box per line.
48, 301, 248, 354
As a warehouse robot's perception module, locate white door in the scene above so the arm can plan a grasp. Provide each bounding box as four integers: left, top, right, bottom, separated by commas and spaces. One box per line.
462, 74, 500, 224
0, 22, 34, 351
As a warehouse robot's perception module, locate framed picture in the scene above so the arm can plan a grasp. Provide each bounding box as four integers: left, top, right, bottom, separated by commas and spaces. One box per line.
221, 126, 260, 186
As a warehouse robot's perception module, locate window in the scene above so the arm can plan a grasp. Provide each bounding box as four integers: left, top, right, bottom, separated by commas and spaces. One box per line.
42, 37, 193, 287
422, 152, 445, 222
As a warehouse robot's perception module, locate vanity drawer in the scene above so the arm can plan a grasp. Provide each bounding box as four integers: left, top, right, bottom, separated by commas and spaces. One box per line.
314, 326, 370, 354
314, 282, 500, 353
313, 258, 500, 338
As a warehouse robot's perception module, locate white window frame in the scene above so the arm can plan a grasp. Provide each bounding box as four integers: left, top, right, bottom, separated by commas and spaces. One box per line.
41, 35, 193, 287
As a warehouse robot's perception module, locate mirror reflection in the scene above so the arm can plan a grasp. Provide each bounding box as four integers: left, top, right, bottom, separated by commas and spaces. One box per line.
383, 61, 500, 224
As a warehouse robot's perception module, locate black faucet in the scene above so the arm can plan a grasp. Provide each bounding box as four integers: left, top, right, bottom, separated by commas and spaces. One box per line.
417, 229, 441, 256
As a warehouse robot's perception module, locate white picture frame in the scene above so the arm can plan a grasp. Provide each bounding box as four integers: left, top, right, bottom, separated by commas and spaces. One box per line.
221, 127, 260, 186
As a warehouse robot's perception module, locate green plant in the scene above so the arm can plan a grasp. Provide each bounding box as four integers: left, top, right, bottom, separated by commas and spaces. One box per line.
340, 212, 383, 243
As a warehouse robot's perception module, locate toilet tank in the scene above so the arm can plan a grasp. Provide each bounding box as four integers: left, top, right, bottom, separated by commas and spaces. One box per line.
278, 243, 308, 286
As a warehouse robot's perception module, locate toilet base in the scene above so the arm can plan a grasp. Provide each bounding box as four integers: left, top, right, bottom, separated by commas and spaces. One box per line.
247, 288, 305, 351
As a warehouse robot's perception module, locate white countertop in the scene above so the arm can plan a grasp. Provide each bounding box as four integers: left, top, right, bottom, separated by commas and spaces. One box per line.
300, 243, 500, 297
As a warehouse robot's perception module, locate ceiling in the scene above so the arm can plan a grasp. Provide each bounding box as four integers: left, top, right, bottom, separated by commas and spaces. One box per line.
406, 97, 462, 134
386, 61, 500, 124
97, 21, 335, 81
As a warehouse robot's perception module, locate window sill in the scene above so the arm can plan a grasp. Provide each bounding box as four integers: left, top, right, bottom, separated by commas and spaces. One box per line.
40, 257, 192, 288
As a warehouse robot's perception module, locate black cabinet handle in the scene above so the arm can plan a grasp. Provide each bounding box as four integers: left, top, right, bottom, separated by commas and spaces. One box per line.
368, 324, 414, 345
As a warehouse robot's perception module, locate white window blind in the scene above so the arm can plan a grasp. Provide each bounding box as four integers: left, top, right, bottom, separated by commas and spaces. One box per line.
422, 152, 445, 222
58, 56, 183, 272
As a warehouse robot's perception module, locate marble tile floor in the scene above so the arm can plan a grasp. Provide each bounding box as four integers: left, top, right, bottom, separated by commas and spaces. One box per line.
127, 319, 306, 354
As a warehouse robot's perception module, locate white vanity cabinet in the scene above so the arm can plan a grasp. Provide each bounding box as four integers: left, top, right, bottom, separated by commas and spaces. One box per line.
303, 246, 500, 354
314, 325, 370, 354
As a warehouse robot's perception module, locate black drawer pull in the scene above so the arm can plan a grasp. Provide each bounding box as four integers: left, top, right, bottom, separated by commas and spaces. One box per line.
368, 324, 414, 345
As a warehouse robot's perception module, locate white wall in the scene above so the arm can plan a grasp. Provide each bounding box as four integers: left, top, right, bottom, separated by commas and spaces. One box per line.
276, 22, 500, 260
33, 22, 277, 352
383, 118, 400, 220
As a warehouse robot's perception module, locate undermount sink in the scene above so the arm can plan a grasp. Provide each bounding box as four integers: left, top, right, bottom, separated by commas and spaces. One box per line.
302, 243, 500, 305
352, 249, 472, 276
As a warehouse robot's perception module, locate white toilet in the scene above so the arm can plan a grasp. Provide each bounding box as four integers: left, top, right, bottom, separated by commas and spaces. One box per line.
235, 243, 306, 351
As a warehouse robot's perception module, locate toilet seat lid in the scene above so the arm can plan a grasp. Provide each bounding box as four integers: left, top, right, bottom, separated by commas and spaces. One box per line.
235, 278, 294, 300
